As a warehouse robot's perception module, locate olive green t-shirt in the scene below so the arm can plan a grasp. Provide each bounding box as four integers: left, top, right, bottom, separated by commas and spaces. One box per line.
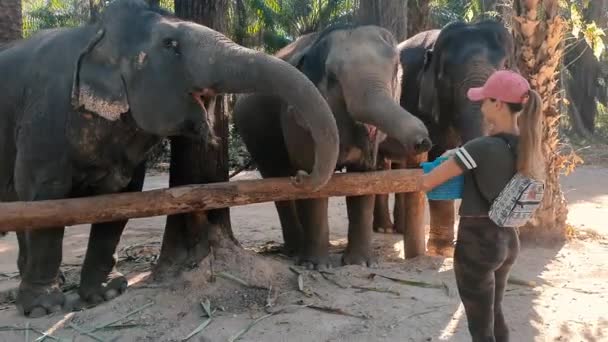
453, 133, 519, 217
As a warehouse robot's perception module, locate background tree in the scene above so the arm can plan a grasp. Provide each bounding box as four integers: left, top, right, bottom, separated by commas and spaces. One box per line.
407, 0, 430, 35
155, 0, 236, 276
0, 0, 23, 45
358, 0, 408, 41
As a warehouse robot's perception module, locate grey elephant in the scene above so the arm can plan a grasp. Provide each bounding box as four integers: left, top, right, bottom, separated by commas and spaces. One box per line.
372, 20, 515, 255
233, 24, 432, 268
0, 0, 340, 317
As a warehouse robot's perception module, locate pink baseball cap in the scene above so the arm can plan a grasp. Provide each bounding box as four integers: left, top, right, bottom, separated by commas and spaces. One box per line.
467, 70, 531, 104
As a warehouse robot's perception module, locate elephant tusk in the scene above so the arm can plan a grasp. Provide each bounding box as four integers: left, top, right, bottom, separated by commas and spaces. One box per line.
205, 96, 216, 131
191, 88, 220, 145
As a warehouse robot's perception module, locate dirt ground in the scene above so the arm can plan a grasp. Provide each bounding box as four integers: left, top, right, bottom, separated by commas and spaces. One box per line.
1, 163, 607, 341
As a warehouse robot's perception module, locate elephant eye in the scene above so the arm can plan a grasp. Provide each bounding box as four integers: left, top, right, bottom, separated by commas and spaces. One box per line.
163, 38, 180, 55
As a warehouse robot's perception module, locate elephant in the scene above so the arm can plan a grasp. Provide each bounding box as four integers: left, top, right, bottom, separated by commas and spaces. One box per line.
233, 24, 432, 269
0, 0, 340, 317
372, 20, 515, 256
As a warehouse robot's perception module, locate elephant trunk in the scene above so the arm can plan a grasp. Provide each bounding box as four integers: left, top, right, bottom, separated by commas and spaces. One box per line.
184, 24, 339, 191
347, 86, 431, 154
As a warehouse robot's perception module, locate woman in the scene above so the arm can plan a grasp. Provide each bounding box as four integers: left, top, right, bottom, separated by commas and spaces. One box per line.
421, 69, 544, 342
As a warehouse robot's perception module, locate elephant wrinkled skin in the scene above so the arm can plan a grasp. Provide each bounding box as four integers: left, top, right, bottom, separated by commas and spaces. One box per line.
233, 24, 431, 268
373, 20, 515, 256
0, 0, 339, 317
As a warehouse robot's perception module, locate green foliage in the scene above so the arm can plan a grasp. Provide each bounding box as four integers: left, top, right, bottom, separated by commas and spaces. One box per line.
235, 0, 358, 53
568, 1, 606, 60
22, 0, 89, 37
228, 123, 253, 170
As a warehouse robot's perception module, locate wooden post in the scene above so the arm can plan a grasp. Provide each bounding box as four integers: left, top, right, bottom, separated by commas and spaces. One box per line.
400, 152, 428, 258
0, 169, 422, 232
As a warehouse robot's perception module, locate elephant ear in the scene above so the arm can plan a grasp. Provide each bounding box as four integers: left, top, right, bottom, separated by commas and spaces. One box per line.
418, 49, 438, 122
275, 32, 321, 66
70, 29, 129, 121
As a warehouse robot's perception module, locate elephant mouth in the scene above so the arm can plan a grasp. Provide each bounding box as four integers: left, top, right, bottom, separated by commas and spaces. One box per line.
190, 88, 220, 145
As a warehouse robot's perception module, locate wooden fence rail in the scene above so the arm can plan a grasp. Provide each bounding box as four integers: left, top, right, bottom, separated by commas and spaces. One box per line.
0, 169, 422, 232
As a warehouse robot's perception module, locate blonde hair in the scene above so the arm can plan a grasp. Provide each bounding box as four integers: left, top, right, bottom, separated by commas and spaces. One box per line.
507, 90, 544, 180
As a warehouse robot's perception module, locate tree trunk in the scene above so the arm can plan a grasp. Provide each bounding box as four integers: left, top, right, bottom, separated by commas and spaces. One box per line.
512, 0, 569, 244
0, 0, 22, 45
358, 0, 408, 42
407, 0, 430, 37
233, 0, 247, 45
155, 0, 234, 278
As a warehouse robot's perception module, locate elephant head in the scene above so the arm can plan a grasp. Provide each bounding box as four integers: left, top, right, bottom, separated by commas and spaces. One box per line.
418, 20, 514, 147
69, 0, 339, 191
277, 24, 431, 167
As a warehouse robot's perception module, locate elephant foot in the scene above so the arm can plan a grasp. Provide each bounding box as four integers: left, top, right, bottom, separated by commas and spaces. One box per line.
77, 272, 128, 306
426, 239, 455, 257
296, 252, 331, 270
373, 225, 396, 234
342, 248, 377, 267
373, 225, 403, 235
282, 242, 299, 257
16, 281, 65, 318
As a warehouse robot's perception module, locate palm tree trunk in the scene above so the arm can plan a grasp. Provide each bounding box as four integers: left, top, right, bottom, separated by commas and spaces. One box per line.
512, 0, 571, 243
0, 0, 22, 45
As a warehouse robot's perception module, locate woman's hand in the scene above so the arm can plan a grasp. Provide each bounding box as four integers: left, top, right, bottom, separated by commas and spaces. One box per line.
421, 157, 464, 192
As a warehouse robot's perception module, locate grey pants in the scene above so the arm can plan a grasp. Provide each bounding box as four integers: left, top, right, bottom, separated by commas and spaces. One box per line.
454, 217, 520, 342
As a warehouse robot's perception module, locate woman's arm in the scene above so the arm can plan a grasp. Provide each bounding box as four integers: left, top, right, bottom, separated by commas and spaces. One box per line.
421, 157, 464, 192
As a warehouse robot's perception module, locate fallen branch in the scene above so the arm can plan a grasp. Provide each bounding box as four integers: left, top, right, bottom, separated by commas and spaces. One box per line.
216, 272, 269, 291
507, 276, 538, 288
368, 273, 445, 290
0, 169, 421, 232
352, 285, 400, 296
306, 305, 368, 320
319, 271, 348, 289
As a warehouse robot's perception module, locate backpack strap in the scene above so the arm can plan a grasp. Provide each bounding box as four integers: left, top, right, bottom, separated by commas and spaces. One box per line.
469, 134, 517, 204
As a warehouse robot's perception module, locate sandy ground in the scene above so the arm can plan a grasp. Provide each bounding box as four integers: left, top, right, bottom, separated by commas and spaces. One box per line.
0, 165, 607, 342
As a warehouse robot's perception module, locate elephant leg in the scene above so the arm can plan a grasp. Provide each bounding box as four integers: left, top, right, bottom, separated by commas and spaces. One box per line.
17, 228, 66, 318
295, 198, 330, 269
393, 192, 407, 234
257, 165, 303, 257
13, 152, 72, 318
373, 159, 393, 233
255, 163, 303, 256
77, 163, 146, 306
274, 200, 302, 256
426, 200, 456, 257
373, 193, 394, 233
343, 194, 376, 266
